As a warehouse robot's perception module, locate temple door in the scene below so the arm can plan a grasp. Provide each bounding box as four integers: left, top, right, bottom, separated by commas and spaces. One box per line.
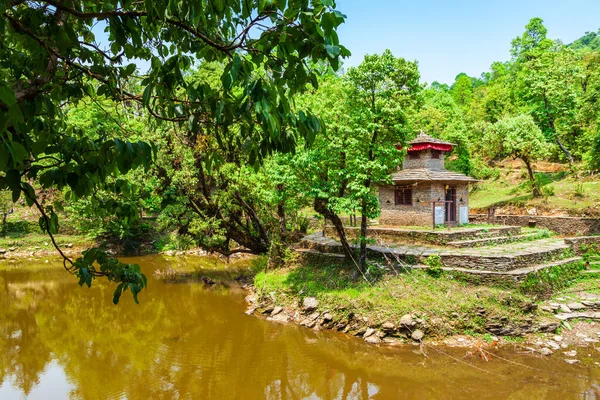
445, 186, 457, 223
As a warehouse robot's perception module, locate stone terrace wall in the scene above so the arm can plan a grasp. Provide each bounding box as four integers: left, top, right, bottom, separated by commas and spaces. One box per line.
564, 236, 600, 255
470, 214, 600, 236
324, 225, 521, 246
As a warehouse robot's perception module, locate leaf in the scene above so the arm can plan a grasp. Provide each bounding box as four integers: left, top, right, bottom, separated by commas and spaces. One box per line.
0, 85, 17, 106
113, 283, 125, 305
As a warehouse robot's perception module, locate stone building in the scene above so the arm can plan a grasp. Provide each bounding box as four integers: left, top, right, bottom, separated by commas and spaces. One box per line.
379, 132, 477, 226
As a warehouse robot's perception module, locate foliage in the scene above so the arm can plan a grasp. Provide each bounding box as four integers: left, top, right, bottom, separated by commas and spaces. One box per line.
0, 0, 348, 301
519, 260, 586, 298
424, 255, 443, 278
485, 115, 550, 196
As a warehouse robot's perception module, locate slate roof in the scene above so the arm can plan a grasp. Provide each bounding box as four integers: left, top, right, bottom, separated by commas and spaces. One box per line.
390, 168, 478, 183
408, 131, 456, 147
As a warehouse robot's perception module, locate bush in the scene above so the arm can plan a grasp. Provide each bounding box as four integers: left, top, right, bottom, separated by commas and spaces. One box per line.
519, 260, 586, 298
425, 255, 443, 278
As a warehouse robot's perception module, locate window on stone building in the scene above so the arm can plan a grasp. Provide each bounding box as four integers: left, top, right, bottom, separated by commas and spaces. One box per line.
395, 186, 412, 206
408, 152, 419, 160
431, 150, 441, 159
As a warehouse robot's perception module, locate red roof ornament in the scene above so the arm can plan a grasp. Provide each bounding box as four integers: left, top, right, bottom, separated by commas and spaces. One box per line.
396, 131, 455, 152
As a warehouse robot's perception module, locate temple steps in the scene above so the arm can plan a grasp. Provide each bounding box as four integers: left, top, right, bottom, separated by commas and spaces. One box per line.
295, 247, 582, 283
447, 233, 541, 248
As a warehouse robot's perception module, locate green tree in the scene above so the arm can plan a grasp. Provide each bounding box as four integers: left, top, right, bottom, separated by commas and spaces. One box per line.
344, 50, 421, 269
487, 115, 550, 197
0, 0, 348, 301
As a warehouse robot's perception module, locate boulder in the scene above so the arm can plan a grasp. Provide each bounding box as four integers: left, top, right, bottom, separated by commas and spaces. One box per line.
381, 321, 395, 333
271, 306, 283, 316
559, 304, 572, 313
411, 329, 424, 341
539, 348, 553, 356
399, 314, 416, 328
322, 312, 333, 322
567, 302, 586, 310
538, 321, 559, 333
540, 306, 554, 313
364, 335, 381, 344
302, 297, 319, 312
363, 328, 376, 338
0, 248, 6, 254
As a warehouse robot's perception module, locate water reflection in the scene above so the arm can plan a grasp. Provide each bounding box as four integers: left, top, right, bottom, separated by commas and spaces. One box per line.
0, 256, 598, 399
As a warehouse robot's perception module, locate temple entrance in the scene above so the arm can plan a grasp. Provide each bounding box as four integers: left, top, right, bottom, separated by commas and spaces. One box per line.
445, 186, 456, 223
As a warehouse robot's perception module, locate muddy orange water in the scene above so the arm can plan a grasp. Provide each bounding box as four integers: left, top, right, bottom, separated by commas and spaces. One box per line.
0, 255, 599, 399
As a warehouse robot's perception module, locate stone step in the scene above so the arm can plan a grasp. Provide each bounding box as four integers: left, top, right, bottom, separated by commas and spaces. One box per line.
502, 257, 582, 276
440, 242, 571, 272
447, 233, 541, 248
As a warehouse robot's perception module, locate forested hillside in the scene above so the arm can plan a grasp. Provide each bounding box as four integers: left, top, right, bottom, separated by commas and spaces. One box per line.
1, 3, 599, 295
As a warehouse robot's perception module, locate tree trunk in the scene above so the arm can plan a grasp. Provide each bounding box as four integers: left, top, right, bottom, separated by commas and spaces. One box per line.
276, 184, 287, 243
314, 198, 355, 262
555, 134, 574, 165
523, 157, 541, 197
359, 208, 368, 271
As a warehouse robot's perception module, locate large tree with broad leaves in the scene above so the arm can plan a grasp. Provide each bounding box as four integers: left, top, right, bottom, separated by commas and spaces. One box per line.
0, 0, 348, 302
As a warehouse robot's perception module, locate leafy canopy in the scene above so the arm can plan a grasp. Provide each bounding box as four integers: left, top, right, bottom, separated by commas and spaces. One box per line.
0, 0, 348, 302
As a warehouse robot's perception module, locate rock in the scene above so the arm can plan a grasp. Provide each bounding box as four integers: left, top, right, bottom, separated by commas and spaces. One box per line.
245, 307, 256, 315
269, 313, 289, 323
322, 312, 333, 322
399, 314, 416, 328
539, 348, 553, 356
245, 294, 256, 305
0, 248, 6, 254
564, 359, 580, 365
8, 247, 15, 252
546, 341, 560, 350
271, 306, 283, 316
364, 335, 381, 344
548, 303, 560, 310
300, 312, 320, 327
584, 338, 599, 343
564, 350, 577, 357
381, 322, 395, 332
559, 304, 572, 313
582, 301, 595, 307
540, 306, 554, 313
567, 302, 586, 310
553, 335, 563, 342
201, 276, 215, 285
575, 332, 588, 339
363, 328, 376, 338
353, 327, 367, 337
260, 306, 274, 314
411, 329, 424, 341
302, 297, 319, 312
538, 321, 559, 333
65, 243, 73, 248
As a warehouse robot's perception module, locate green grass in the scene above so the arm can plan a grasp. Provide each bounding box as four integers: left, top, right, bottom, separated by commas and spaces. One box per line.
470, 170, 600, 216
254, 262, 536, 336
0, 234, 93, 250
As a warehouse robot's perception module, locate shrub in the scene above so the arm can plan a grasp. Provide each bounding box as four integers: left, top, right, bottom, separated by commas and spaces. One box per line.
425, 255, 443, 278
519, 261, 586, 298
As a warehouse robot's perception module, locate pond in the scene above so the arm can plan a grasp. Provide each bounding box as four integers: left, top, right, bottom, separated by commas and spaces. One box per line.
0, 255, 598, 399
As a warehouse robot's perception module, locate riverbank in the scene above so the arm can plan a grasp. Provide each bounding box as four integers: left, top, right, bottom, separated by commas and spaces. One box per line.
246, 256, 600, 358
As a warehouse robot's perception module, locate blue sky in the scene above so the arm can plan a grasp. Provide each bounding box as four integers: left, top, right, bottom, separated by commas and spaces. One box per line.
336, 0, 600, 84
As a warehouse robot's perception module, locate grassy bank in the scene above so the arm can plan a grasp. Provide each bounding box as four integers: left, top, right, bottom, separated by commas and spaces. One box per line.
470, 162, 600, 216
254, 260, 546, 337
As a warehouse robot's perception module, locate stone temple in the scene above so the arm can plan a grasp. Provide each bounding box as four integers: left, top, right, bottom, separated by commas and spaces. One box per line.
378, 132, 477, 227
